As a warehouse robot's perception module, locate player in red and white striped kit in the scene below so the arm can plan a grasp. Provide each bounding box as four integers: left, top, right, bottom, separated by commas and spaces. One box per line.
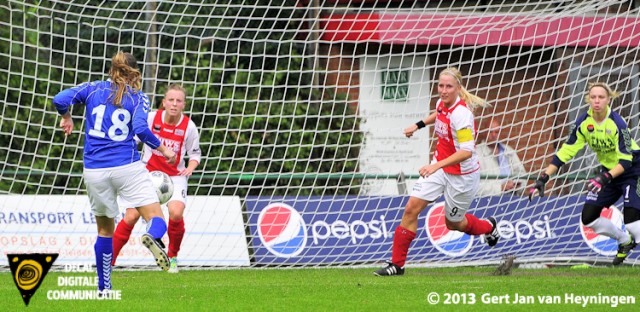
112, 84, 201, 273
375, 67, 500, 276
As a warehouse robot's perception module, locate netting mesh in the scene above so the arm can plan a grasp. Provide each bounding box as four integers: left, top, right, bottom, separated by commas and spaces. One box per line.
1, 0, 639, 267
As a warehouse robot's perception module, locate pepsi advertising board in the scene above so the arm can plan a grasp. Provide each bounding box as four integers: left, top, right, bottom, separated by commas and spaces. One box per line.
246, 197, 406, 264
245, 196, 638, 265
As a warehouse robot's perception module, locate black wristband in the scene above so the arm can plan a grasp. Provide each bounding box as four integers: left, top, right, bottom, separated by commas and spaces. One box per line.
415, 120, 426, 129
539, 173, 549, 183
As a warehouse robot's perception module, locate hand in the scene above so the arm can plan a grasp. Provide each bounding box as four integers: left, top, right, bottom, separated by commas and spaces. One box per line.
418, 164, 438, 178
586, 172, 612, 194
162, 148, 177, 165
502, 180, 517, 192
403, 125, 418, 138
59, 114, 73, 136
179, 167, 194, 177
528, 173, 549, 202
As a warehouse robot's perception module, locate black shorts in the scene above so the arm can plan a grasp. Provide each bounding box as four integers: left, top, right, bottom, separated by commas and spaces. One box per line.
586, 172, 640, 211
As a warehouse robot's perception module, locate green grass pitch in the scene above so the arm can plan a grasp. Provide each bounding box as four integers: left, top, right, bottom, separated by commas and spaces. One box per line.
1, 266, 638, 311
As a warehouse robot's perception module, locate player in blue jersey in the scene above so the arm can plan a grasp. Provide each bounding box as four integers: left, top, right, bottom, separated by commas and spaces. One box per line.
529, 82, 639, 265
53, 51, 177, 292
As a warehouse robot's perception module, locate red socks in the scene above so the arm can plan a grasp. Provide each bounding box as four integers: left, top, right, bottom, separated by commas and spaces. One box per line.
463, 214, 493, 235
112, 221, 134, 265
167, 219, 185, 258
112, 218, 186, 263
391, 226, 416, 267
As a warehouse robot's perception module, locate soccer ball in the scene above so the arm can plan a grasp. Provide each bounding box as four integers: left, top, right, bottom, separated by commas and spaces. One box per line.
149, 171, 174, 205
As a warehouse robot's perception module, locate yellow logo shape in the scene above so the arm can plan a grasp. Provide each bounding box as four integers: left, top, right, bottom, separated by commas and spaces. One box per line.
8, 253, 58, 306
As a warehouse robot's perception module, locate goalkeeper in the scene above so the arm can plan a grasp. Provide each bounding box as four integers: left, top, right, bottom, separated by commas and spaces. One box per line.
112, 84, 201, 273
529, 82, 638, 265
53, 51, 177, 293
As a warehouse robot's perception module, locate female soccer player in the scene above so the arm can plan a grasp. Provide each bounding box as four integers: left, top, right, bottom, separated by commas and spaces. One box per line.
374, 67, 499, 276
53, 51, 177, 292
529, 82, 638, 265
112, 84, 201, 273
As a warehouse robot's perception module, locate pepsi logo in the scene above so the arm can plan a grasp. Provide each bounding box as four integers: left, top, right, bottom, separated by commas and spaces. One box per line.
257, 203, 307, 258
425, 202, 474, 257
580, 205, 624, 256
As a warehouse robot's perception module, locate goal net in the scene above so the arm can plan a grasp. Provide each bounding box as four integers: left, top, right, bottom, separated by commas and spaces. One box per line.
2, 0, 639, 268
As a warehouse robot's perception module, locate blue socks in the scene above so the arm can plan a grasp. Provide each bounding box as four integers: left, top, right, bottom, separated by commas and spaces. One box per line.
94, 236, 113, 291
146, 216, 167, 239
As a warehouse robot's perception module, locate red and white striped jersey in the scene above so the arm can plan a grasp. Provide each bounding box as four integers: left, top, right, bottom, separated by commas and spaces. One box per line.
433, 98, 480, 175
142, 110, 201, 176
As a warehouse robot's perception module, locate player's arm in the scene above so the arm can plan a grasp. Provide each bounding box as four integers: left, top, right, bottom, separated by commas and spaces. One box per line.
132, 95, 176, 164
611, 122, 634, 177
585, 121, 635, 193
429, 149, 472, 171
419, 111, 474, 177
180, 124, 202, 176
419, 130, 473, 177
53, 82, 92, 135
528, 118, 586, 200
404, 111, 437, 138
59, 112, 73, 136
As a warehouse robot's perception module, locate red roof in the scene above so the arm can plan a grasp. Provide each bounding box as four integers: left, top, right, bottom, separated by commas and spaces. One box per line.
320, 13, 640, 47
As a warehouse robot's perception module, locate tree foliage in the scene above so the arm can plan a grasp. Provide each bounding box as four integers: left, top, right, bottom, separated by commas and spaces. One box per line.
0, 1, 363, 196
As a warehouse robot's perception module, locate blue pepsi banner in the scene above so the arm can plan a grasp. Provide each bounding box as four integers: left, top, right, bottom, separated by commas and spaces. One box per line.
244, 196, 638, 265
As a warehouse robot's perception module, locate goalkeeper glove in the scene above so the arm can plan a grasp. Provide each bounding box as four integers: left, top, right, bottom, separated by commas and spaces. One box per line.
528, 173, 549, 202
586, 172, 612, 194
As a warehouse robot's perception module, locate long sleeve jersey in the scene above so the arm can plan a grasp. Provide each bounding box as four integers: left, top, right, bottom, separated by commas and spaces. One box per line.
53, 80, 161, 169
551, 106, 640, 173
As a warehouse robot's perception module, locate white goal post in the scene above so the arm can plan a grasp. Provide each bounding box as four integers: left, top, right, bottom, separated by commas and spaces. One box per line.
1, 0, 640, 268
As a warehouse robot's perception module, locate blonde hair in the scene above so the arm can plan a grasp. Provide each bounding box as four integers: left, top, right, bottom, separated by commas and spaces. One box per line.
439, 67, 488, 110
584, 82, 620, 103
165, 83, 187, 98
109, 51, 142, 108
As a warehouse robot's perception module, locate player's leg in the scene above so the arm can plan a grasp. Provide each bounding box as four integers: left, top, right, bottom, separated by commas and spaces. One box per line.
613, 177, 640, 265
374, 171, 442, 276
116, 162, 170, 270
167, 201, 185, 273
111, 208, 141, 265
582, 183, 628, 244
95, 216, 115, 292
374, 196, 429, 276
442, 171, 498, 246
84, 168, 119, 292
166, 176, 187, 273
617, 207, 640, 265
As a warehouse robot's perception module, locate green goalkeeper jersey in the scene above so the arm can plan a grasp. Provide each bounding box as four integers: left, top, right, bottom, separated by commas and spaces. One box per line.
551, 106, 640, 172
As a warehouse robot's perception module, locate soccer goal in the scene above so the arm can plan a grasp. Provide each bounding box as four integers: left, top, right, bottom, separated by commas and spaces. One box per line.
1, 0, 639, 268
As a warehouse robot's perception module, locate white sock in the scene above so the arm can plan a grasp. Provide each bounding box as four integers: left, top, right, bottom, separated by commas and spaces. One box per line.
586, 217, 628, 244
625, 220, 640, 242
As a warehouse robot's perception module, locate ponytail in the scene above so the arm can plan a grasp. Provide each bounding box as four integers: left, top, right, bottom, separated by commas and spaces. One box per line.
109, 51, 142, 108
439, 67, 488, 110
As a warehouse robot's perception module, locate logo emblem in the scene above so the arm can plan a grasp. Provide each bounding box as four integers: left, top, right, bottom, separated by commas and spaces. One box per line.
257, 203, 307, 258
580, 206, 624, 256
587, 124, 594, 132
8, 253, 58, 306
425, 202, 473, 257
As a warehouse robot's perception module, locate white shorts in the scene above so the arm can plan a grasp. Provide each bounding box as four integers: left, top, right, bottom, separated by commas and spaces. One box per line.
119, 175, 188, 209
410, 169, 479, 222
84, 161, 158, 218
167, 175, 188, 205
